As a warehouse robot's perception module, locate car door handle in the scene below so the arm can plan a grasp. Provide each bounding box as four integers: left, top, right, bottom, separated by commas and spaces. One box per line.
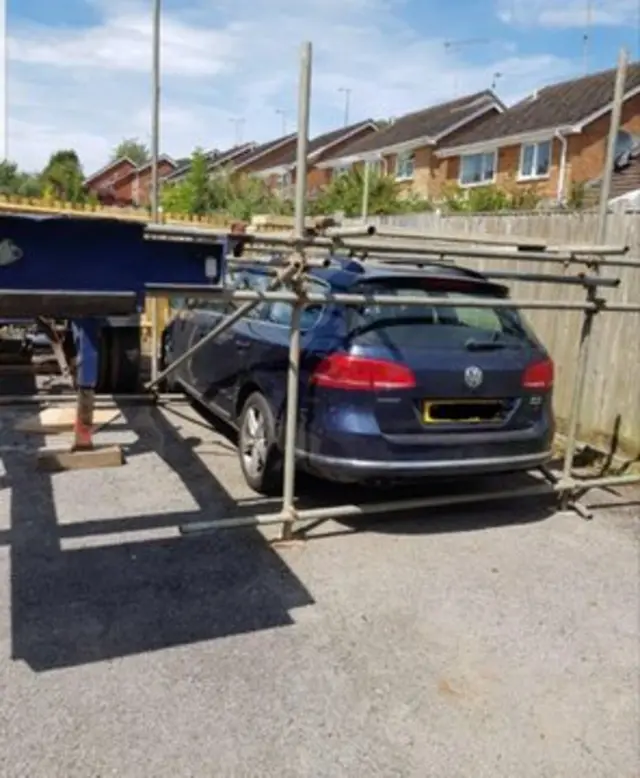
236, 339, 250, 351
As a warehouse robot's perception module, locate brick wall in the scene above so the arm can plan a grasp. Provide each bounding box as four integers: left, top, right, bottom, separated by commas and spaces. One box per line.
567, 93, 640, 183
86, 160, 137, 199
113, 160, 176, 205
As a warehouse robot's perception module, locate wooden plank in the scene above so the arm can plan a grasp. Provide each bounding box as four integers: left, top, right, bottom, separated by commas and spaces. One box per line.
15, 407, 120, 434
36, 445, 124, 472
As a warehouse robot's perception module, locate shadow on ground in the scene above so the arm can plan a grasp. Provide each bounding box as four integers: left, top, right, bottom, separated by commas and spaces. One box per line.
2, 384, 561, 673
181, 398, 558, 538
3, 377, 314, 673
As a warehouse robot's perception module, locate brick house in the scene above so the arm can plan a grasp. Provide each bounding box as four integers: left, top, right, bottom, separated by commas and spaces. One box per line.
435, 62, 640, 203
231, 134, 298, 179
84, 157, 138, 205
85, 155, 178, 206
241, 120, 379, 196
164, 143, 258, 183
314, 91, 504, 199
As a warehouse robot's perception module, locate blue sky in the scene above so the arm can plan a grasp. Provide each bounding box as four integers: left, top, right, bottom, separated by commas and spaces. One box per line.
8, 0, 640, 173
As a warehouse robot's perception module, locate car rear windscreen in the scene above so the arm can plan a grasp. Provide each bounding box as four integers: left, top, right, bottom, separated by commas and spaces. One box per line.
346, 279, 536, 349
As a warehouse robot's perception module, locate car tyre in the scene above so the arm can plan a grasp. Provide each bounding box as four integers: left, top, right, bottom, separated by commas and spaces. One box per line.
238, 392, 282, 495
158, 330, 178, 393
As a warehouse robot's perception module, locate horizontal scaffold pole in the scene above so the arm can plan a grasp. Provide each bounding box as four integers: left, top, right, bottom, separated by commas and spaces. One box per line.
143, 285, 600, 311
144, 222, 640, 269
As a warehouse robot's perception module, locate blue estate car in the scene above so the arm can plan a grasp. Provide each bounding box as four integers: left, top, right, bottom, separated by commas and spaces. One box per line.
161, 257, 555, 494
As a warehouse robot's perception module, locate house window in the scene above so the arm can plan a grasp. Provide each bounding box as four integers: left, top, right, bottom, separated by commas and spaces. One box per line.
395, 151, 415, 179
615, 130, 634, 159
519, 140, 551, 179
459, 152, 496, 185
332, 164, 351, 179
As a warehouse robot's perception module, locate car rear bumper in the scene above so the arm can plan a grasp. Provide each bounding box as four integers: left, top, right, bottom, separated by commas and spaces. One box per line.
295, 448, 553, 483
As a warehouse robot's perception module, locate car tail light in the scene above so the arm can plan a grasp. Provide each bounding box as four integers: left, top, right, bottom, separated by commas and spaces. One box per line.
522, 358, 554, 390
310, 354, 416, 391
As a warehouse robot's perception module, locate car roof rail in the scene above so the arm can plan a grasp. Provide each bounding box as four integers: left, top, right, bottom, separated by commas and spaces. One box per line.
354, 254, 490, 282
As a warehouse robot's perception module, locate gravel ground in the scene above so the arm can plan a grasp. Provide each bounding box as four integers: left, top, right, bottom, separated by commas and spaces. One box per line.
0, 397, 638, 778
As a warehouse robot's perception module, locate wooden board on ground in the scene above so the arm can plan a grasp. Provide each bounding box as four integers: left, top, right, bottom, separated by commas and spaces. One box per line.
36, 445, 124, 472
15, 406, 120, 434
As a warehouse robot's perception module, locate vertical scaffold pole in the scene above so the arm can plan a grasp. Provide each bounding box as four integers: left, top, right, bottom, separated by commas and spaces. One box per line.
280, 41, 312, 541
149, 0, 162, 385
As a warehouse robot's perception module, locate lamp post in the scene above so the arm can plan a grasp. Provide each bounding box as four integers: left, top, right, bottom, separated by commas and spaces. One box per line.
338, 87, 351, 126
150, 0, 161, 222
230, 117, 245, 145
0, 0, 7, 162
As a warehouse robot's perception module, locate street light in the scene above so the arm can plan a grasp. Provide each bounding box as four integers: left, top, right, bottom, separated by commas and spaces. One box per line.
151, 0, 161, 222
230, 117, 245, 145
1, 0, 8, 162
583, 0, 593, 75
338, 87, 351, 126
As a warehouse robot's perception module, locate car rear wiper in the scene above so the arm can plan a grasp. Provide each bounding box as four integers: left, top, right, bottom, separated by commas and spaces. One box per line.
464, 336, 507, 351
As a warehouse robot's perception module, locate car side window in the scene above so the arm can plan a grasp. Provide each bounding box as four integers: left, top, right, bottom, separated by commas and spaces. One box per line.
243, 270, 271, 320
265, 278, 327, 330
188, 269, 238, 312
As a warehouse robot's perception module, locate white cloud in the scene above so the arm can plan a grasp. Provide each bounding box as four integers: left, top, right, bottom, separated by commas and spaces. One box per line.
10, 0, 575, 174
498, 0, 640, 28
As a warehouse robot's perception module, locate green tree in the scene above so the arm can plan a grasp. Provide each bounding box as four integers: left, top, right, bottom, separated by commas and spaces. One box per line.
16, 172, 43, 197
112, 138, 150, 166
160, 148, 293, 220
161, 148, 211, 214
41, 150, 86, 202
311, 167, 431, 217
440, 183, 541, 213
186, 148, 211, 214
0, 161, 20, 194
0, 160, 44, 198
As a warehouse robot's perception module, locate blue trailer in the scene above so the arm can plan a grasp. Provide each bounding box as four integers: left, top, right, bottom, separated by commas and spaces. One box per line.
0, 211, 229, 449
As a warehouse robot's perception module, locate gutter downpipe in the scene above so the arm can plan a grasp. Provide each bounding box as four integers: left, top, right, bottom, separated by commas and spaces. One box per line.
555, 129, 569, 203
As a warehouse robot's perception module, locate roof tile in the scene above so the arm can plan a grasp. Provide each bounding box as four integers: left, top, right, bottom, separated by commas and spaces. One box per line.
243, 120, 377, 171
442, 61, 640, 149
322, 91, 501, 160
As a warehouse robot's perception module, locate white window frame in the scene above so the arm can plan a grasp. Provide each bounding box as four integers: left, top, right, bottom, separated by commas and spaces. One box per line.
331, 163, 351, 179
614, 129, 634, 158
395, 151, 415, 180
518, 140, 552, 181
458, 151, 497, 187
